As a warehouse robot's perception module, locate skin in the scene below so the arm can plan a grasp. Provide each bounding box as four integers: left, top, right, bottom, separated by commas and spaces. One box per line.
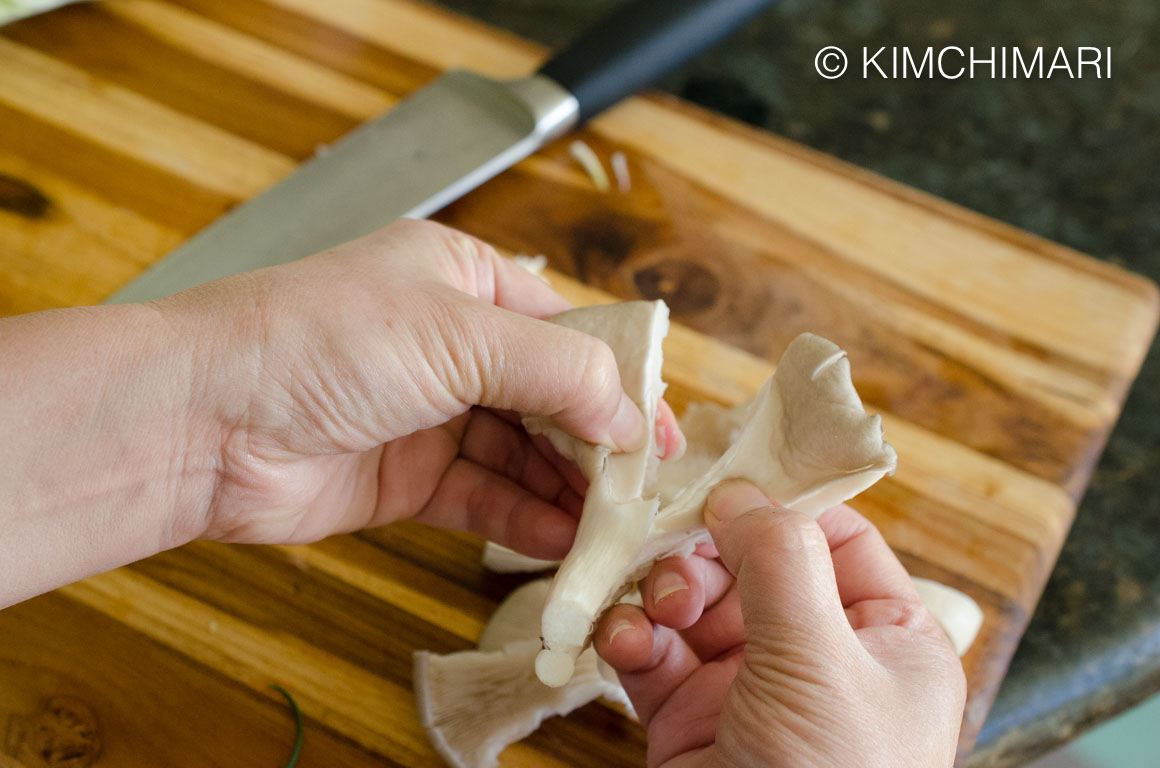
595, 480, 967, 768
0, 219, 681, 608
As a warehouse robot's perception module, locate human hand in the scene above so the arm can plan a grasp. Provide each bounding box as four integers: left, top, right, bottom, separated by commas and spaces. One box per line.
595, 480, 966, 768
165, 219, 682, 553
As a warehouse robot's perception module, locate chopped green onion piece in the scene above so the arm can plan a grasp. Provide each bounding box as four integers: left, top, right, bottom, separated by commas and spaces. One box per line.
270, 684, 304, 768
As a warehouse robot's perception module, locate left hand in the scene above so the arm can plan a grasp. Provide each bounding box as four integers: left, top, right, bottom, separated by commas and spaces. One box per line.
172, 219, 682, 554
0, 219, 682, 607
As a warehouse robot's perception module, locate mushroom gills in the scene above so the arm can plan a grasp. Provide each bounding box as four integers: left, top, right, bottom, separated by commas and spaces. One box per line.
415, 579, 633, 768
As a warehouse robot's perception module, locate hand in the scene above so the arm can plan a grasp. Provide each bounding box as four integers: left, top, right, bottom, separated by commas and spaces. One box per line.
0, 219, 682, 606
164, 219, 682, 553
595, 480, 966, 768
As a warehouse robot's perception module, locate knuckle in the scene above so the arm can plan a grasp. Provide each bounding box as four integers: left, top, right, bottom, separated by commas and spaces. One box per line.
388, 217, 445, 240
763, 508, 827, 551
570, 336, 621, 413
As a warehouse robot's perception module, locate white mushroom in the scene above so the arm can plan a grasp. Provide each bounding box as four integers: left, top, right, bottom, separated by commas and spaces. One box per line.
911, 576, 984, 656
414, 579, 632, 768
534, 328, 897, 687
419, 304, 903, 764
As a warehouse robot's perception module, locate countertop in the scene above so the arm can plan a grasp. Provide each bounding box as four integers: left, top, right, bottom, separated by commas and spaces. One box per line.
429, 0, 1160, 764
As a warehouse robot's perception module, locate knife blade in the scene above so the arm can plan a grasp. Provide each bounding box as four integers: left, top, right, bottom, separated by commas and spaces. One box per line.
107, 0, 774, 304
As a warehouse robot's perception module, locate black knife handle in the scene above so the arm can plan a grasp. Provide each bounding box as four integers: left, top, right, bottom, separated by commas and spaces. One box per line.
538, 0, 775, 123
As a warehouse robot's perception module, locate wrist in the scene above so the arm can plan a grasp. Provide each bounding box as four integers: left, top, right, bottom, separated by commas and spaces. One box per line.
117, 300, 227, 548
146, 281, 266, 543
0, 301, 223, 605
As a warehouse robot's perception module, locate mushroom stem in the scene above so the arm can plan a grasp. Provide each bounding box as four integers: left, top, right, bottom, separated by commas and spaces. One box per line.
523, 302, 670, 687
912, 577, 984, 656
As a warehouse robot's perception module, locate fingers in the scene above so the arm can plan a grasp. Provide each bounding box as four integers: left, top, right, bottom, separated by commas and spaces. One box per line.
342, 221, 654, 453
654, 399, 686, 460
673, 583, 744, 663
594, 604, 703, 725
639, 555, 732, 632
816, 504, 921, 609
458, 409, 577, 511
441, 296, 648, 452
595, 603, 654, 671
381, 219, 572, 318
704, 480, 853, 650
844, 597, 934, 633
414, 458, 577, 559
379, 221, 648, 452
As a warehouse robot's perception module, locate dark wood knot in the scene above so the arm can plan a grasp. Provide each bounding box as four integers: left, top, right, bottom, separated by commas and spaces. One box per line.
0, 175, 51, 219
633, 259, 721, 316
4, 697, 101, 767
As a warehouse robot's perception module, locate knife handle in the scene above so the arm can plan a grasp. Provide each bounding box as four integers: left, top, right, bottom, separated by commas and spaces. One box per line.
538, 0, 775, 123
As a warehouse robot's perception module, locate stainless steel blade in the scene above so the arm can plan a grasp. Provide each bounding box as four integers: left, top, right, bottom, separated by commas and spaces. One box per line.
107, 72, 577, 304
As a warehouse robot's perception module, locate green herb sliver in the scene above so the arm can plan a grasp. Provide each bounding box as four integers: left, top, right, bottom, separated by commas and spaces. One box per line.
271, 684, 304, 768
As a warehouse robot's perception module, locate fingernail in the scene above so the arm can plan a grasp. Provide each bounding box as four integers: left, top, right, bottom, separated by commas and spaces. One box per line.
606, 618, 635, 646
672, 427, 687, 461
652, 571, 688, 605
655, 422, 667, 458
608, 395, 646, 452
706, 480, 773, 523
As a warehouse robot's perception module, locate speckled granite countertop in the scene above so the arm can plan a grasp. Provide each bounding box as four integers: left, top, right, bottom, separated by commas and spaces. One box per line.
430, 0, 1160, 763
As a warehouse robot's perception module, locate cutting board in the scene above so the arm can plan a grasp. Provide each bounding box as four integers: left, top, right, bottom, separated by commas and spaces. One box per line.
0, 1, 1156, 765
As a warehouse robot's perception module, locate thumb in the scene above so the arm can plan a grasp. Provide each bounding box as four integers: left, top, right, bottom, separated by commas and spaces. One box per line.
705, 480, 853, 649
449, 296, 647, 452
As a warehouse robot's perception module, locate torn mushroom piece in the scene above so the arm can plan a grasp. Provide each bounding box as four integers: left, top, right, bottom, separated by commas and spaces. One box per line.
480, 542, 559, 574
535, 328, 897, 687
523, 301, 670, 687
912, 577, 984, 657
415, 580, 632, 768
655, 333, 898, 532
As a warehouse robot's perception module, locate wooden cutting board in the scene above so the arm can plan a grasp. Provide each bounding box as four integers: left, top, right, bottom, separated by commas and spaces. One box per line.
0, 1, 1156, 765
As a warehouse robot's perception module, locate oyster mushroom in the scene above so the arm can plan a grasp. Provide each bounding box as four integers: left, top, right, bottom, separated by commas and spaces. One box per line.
531, 320, 896, 687
414, 580, 631, 768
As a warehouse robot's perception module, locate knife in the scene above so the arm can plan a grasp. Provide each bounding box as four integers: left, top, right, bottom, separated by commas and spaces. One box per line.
107, 0, 773, 304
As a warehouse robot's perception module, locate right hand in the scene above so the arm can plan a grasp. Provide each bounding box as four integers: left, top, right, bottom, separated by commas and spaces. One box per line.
595, 480, 966, 768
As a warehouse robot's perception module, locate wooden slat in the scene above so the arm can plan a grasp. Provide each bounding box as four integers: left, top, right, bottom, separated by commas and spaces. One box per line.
0, 37, 295, 198
264, 0, 542, 77
0, 151, 183, 312
0, 101, 232, 234
0, 592, 394, 768
3, 4, 361, 160
106, 0, 395, 121
169, 0, 441, 96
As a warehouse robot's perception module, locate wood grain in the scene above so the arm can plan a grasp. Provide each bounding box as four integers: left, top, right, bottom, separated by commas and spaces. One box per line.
0, 1, 1156, 767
